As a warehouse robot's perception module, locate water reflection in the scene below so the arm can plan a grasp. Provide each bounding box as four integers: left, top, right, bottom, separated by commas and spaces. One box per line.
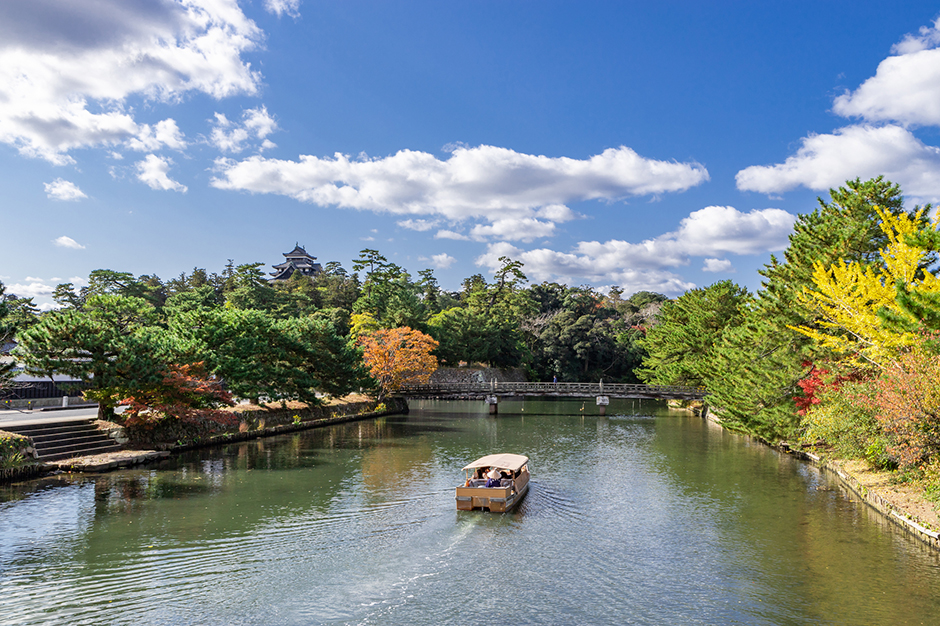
1, 400, 940, 625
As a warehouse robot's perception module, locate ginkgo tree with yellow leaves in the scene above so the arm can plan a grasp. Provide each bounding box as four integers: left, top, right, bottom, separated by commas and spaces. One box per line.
792, 203, 940, 472
791, 205, 940, 369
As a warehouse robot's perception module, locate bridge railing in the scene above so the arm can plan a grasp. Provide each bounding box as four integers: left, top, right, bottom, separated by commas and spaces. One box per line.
397, 381, 705, 397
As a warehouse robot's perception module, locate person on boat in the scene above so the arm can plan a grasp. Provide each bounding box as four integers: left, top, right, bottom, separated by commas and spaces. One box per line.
485, 467, 502, 488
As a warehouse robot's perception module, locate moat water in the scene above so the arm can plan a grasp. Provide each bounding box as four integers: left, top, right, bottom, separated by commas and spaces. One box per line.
2, 399, 940, 625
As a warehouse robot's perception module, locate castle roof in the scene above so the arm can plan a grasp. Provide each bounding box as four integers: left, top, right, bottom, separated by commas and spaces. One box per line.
284, 244, 316, 259
271, 244, 322, 280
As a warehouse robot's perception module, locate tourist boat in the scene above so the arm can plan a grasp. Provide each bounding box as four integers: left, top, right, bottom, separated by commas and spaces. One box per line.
455, 453, 530, 512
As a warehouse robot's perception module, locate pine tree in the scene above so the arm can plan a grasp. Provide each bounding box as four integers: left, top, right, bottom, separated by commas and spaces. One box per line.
637, 280, 750, 388
707, 178, 910, 441
15, 295, 163, 419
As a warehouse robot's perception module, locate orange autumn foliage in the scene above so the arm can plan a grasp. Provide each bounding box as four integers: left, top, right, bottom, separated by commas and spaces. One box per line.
358, 327, 439, 398
120, 362, 236, 427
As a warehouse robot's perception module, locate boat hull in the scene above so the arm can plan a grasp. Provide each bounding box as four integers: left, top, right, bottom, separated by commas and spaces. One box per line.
455, 480, 529, 512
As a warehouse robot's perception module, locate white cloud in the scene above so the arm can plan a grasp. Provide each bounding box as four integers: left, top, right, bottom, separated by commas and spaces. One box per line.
735, 124, 940, 201
476, 242, 697, 297
126, 119, 187, 152
442, 141, 470, 153
671, 206, 795, 256
243, 106, 277, 139
398, 218, 439, 231
264, 0, 301, 18
894, 19, 940, 54
211, 145, 709, 229
136, 154, 188, 192
834, 19, 940, 126
421, 253, 456, 269
0, 0, 263, 163
473, 205, 793, 296
44, 178, 87, 201
7, 281, 55, 298
53, 236, 85, 249
534, 204, 578, 222
469, 218, 556, 242
210, 106, 277, 153
702, 258, 734, 273
435, 230, 470, 241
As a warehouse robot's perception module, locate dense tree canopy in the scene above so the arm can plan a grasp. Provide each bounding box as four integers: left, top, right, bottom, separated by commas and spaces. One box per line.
638, 280, 750, 388
703, 177, 913, 440
15, 294, 163, 419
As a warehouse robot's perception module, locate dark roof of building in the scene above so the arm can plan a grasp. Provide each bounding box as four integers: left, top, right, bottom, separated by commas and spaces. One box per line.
271, 244, 323, 281
284, 243, 316, 259
272, 259, 319, 270
270, 265, 295, 281
270, 259, 323, 280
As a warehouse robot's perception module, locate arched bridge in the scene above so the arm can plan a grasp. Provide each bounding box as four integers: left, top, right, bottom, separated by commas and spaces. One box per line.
397, 381, 706, 414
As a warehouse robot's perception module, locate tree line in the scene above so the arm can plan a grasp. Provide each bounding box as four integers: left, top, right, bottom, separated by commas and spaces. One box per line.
638, 177, 940, 490
0, 248, 665, 421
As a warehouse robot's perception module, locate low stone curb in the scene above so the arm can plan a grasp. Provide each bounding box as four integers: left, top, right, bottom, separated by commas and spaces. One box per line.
51, 451, 171, 473
0, 463, 48, 483
795, 450, 940, 549
702, 407, 940, 551
162, 407, 404, 453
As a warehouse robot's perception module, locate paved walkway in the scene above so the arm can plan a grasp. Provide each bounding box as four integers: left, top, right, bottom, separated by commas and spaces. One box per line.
0, 405, 100, 428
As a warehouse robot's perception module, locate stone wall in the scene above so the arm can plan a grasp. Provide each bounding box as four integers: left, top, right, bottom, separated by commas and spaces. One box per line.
430, 367, 526, 384
123, 397, 408, 449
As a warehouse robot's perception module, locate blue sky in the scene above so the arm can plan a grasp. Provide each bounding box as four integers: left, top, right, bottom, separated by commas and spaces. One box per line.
3, 1, 940, 310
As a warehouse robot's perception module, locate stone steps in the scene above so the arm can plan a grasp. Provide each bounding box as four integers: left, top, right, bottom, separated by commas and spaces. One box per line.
2, 419, 121, 461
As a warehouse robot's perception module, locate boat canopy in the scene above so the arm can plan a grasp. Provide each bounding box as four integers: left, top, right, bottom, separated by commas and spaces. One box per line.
462, 454, 529, 472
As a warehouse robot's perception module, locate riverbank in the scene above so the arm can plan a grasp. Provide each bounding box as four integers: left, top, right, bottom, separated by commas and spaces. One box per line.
693, 404, 940, 550
798, 453, 940, 548
0, 394, 407, 482
119, 394, 406, 450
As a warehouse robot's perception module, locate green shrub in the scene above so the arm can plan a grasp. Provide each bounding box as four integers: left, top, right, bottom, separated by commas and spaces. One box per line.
0, 430, 31, 468
922, 460, 940, 506
800, 380, 893, 468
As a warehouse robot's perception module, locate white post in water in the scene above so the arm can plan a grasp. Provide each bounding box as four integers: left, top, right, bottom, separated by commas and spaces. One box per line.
62, 396, 68, 408
596, 395, 609, 416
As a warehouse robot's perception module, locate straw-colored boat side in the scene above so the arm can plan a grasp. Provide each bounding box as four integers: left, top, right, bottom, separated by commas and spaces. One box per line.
455, 453, 530, 512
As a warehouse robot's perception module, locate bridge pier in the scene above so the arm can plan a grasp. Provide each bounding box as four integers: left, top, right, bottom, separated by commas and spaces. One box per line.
596, 395, 609, 416
486, 395, 498, 415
